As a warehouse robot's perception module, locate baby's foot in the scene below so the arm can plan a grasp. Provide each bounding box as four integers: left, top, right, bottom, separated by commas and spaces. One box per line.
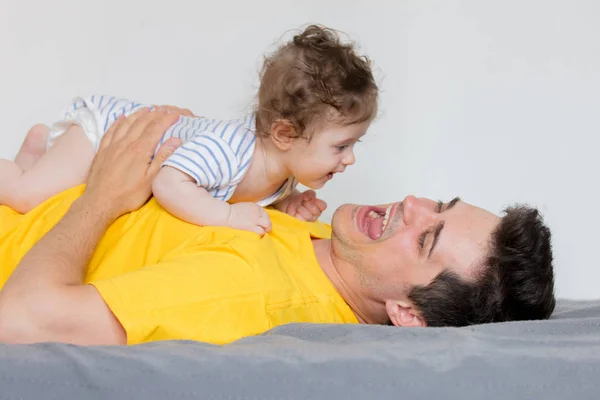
15, 124, 50, 171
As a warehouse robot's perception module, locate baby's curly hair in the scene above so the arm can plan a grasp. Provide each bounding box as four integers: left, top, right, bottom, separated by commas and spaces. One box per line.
255, 24, 378, 138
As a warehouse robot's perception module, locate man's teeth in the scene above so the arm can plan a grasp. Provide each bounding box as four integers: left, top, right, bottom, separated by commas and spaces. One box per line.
367, 206, 393, 235
381, 206, 392, 231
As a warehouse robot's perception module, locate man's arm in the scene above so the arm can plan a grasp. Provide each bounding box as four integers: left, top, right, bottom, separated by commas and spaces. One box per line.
0, 108, 181, 345
0, 198, 126, 345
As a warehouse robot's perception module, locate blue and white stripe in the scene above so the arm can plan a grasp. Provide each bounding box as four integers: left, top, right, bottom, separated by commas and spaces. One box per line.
68, 95, 259, 202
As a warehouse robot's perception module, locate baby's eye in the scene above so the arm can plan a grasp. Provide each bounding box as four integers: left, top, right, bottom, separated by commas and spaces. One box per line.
336, 145, 349, 152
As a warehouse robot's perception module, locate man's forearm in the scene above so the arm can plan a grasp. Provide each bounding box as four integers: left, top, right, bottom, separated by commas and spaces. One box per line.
0, 195, 117, 343
0, 109, 179, 345
1, 196, 114, 290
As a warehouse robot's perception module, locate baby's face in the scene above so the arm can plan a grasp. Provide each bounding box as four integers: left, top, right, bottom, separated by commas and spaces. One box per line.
288, 118, 371, 189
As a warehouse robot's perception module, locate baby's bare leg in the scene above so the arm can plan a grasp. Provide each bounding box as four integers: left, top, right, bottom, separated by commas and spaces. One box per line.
0, 125, 94, 213
14, 124, 50, 171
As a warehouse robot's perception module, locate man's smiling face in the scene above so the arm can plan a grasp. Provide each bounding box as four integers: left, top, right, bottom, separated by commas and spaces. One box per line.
330, 195, 500, 305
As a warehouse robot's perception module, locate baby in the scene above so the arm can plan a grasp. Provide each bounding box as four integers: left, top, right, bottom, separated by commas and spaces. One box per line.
0, 25, 379, 235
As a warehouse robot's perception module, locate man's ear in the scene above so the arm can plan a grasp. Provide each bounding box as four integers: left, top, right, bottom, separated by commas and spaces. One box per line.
270, 119, 298, 151
385, 300, 426, 327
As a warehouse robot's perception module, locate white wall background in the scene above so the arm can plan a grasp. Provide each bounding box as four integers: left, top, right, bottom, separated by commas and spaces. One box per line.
1, 0, 599, 299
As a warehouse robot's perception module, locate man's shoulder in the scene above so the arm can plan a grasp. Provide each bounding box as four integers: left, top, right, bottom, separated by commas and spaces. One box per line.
267, 209, 332, 240
140, 207, 330, 276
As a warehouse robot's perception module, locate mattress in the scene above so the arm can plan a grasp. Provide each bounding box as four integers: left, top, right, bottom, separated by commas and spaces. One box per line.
1, 299, 599, 399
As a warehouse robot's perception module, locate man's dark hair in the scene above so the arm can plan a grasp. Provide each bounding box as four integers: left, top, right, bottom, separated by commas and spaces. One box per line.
408, 205, 555, 326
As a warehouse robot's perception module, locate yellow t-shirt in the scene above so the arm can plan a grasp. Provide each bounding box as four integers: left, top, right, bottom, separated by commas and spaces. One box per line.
0, 186, 358, 345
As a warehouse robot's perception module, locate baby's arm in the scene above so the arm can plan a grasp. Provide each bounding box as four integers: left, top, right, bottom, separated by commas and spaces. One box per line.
152, 167, 272, 235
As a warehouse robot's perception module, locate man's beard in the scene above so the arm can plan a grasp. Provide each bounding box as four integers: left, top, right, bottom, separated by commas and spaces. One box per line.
330, 205, 366, 276
330, 205, 351, 246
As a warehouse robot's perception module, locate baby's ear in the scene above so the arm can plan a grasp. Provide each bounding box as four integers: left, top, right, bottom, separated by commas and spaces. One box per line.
270, 119, 297, 150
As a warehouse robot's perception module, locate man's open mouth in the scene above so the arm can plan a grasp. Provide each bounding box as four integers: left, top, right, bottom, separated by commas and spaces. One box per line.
356, 205, 394, 240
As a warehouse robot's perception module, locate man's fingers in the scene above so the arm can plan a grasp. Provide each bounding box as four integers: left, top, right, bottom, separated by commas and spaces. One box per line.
158, 105, 194, 117
128, 107, 153, 122
180, 108, 194, 117
99, 115, 126, 151
138, 112, 180, 154
111, 108, 151, 143
116, 109, 170, 145
149, 138, 182, 176
121, 112, 178, 165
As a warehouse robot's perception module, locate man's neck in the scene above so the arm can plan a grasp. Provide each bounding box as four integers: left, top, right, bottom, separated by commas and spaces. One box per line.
311, 239, 388, 325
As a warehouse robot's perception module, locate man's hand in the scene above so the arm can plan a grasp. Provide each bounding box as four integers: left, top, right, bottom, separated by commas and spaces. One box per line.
82, 108, 182, 220
155, 104, 198, 117
284, 190, 327, 222
0, 108, 183, 346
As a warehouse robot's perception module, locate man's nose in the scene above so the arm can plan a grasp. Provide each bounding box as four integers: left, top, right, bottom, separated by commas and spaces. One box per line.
402, 195, 437, 227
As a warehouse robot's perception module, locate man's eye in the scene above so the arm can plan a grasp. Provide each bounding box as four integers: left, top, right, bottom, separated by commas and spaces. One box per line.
418, 232, 427, 249
437, 201, 444, 213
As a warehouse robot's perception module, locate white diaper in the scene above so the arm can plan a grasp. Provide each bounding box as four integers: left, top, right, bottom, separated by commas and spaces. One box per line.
46, 104, 105, 152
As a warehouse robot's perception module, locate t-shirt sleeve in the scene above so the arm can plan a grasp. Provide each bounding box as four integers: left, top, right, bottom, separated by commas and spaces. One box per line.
89, 246, 270, 345
161, 132, 240, 199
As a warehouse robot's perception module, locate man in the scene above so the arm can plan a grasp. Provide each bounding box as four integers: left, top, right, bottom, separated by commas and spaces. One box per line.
0, 110, 555, 346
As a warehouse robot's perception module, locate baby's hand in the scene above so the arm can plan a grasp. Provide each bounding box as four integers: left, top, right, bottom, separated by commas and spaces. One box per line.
228, 202, 272, 236
285, 190, 327, 222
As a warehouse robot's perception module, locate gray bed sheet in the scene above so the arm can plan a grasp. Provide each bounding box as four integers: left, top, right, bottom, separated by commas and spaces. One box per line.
1, 299, 600, 400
